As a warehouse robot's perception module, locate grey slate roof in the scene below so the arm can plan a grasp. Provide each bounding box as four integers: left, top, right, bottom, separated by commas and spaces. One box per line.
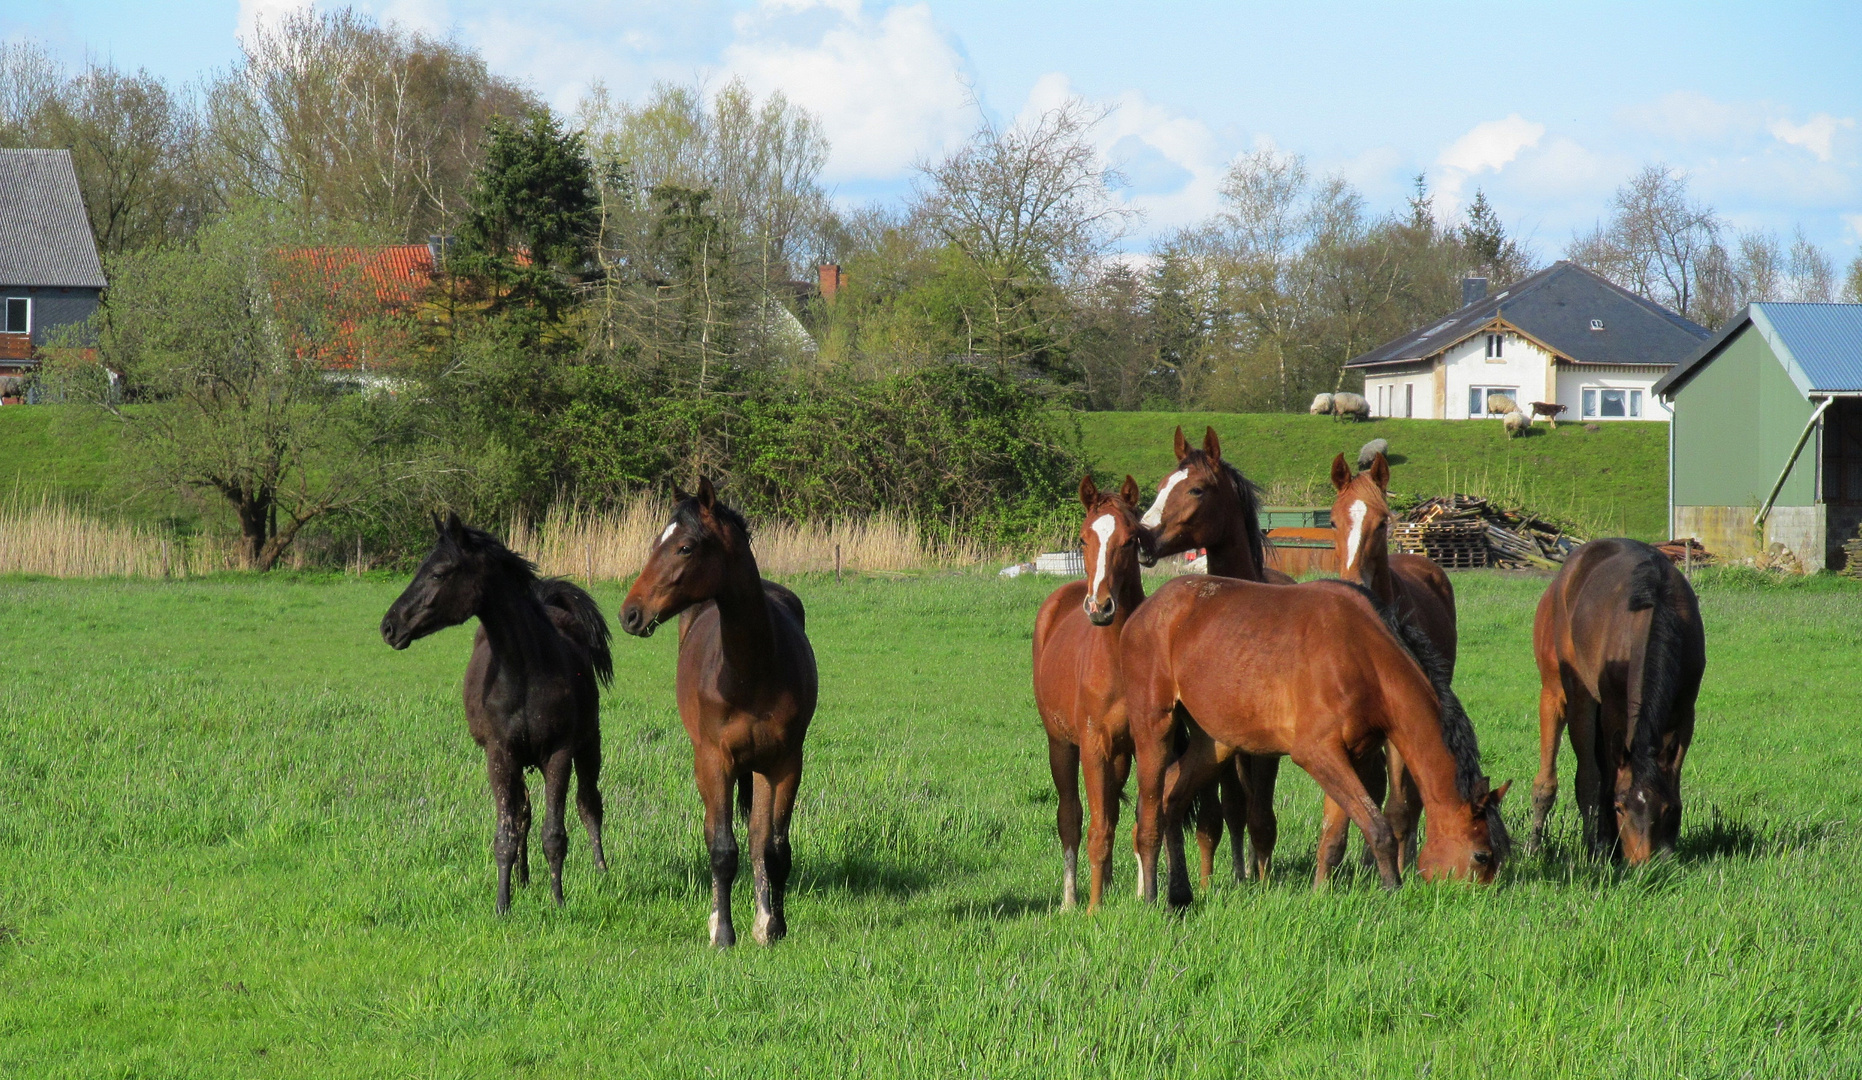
1653, 302, 1862, 399
0, 149, 107, 289
1346, 260, 1709, 370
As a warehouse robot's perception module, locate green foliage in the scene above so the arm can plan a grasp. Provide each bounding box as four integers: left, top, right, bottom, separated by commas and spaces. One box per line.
454, 111, 597, 319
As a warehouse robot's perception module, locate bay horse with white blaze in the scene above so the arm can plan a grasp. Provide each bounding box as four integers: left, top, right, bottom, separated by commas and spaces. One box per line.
1120, 572, 1510, 905
1321, 451, 1457, 880
1528, 538, 1704, 862
1031, 474, 1147, 911
380, 514, 614, 914
620, 478, 818, 947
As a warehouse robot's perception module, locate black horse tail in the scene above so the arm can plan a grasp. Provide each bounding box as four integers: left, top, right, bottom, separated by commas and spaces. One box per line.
737, 773, 754, 822
534, 578, 614, 688
1625, 545, 1683, 783
1332, 580, 1512, 858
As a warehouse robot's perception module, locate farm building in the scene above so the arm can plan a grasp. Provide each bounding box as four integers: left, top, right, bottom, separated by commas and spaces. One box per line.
1654, 302, 1862, 571
0, 149, 107, 395
1346, 261, 1709, 422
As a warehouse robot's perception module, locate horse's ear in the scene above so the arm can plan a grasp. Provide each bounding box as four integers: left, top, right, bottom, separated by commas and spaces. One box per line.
1488, 779, 1512, 808
431, 511, 445, 536
1172, 426, 1189, 462
1369, 452, 1391, 491
672, 481, 689, 502
1330, 453, 1351, 492
445, 511, 467, 542
696, 475, 717, 509
1079, 474, 1099, 510
1202, 426, 1222, 463
1120, 474, 1142, 506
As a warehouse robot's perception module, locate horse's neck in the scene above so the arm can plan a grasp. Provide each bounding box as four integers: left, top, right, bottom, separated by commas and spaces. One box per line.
1385, 706, 1468, 822
1362, 552, 1397, 604
711, 547, 777, 686
1204, 510, 1263, 582
1111, 555, 1146, 615
477, 577, 553, 681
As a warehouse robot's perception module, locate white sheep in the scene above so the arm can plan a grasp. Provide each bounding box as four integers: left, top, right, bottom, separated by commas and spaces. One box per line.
1309, 393, 1335, 415
1331, 392, 1370, 421
1486, 393, 1519, 416
1502, 410, 1532, 437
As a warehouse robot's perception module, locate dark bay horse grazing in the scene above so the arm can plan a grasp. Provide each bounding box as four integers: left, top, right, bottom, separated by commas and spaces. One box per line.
1138, 426, 1292, 883
1120, 574, 1510, 906
1320, 451, 1458, 880
381, 513, 613, 913
620, 478, 817, 947
1032, 474, 1147, 910
1528, 538, 1704, 862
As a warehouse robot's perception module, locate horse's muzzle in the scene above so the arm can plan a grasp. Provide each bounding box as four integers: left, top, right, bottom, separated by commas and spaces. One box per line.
380, 614, 413, 650
1086, 598, 1116, 626
620, 603, 658, 638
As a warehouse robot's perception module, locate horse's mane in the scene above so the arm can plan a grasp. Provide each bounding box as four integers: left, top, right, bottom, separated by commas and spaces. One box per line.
671, 495, 752, 547
1217, 457, 1269, 580
443, 523, 539, 584
1626, 544, 1682, 783
1328, 579, 1512, 858
535, 579, 615, 688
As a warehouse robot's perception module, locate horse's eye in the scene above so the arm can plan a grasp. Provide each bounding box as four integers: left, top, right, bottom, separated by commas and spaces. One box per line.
1473, 851, 1492, 865
1189, 487, 1204, 497
677, 544, 694, 556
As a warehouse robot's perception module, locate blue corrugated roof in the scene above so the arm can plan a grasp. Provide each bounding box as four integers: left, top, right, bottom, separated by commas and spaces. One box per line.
1752, 303, 1862, 392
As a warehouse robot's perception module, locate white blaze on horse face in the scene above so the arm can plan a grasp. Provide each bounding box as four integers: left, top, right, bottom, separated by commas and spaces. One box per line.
1142, 470, 1189, 528
657, 521, 678, 549
1344, 499, 1369, 573
1088, 514, 1117, 601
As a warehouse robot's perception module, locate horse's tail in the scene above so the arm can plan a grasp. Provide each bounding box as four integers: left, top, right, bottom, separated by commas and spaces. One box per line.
1625, 545, 1684, 782
737, 773, 753, 822
1343, 582, 1512, 858
534, 578, 614, 689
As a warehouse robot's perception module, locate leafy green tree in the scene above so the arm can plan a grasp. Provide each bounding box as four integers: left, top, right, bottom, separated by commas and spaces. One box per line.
455, 111, 598, 320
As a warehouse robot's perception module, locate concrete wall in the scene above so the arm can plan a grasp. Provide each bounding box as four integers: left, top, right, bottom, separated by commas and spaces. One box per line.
1363, 361, 1435, 418
1673, 505, 1823, 566
1441, 332, 1552, 419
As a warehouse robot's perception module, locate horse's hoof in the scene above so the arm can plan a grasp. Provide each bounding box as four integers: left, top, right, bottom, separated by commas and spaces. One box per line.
753, 913, 786, 945
709, 912, 736, 948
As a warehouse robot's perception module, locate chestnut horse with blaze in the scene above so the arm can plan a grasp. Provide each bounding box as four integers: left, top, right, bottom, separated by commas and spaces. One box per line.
1321, 451, 1457, 880
1528, 538, 1704, 863
621, 478, 818, 947
1031, 474, 1147, 911
1121, 578, 1510, 903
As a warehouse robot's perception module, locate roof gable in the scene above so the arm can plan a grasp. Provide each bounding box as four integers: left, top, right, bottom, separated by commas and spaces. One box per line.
1347, 261, 1709, 370
1654, 302, 1862, 399
0, 149, 107, 290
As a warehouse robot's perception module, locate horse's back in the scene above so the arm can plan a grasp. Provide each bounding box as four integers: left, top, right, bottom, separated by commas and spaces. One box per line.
763, 580, 807, 629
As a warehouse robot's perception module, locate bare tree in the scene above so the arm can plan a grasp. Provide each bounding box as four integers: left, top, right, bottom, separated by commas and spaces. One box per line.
1568, 164, 1720, 320
1787, 228, 1835, 302
1843, 254, 1862, 305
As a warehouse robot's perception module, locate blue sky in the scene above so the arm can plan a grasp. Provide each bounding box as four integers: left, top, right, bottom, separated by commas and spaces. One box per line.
7, 1, 1861, 262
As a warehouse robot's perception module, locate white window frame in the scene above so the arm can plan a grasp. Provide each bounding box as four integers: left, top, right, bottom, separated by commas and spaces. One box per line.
1468, 384, 1518, 418
1580, 385, 1643, 420
1484, 333, 1504, 360
1, 296, 28, 336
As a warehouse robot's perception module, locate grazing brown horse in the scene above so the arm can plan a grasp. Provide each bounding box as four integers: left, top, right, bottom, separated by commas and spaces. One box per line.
1031, 474, 1147, 910
1138, 426, 1291, 882
1528, 538, 1704, 863
381, 514, 613, 914
1121, 574, 1510, 906
620, 478, 818, 947
1320, 451, 1458, 880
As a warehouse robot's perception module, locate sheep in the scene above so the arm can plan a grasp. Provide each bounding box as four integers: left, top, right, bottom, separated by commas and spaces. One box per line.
1309, 393, 1335, 415
1486, 392, 1519, 416
1331, 392, 1370, 421
1502, 410, 1532, 437
1357, 438, 1389, 471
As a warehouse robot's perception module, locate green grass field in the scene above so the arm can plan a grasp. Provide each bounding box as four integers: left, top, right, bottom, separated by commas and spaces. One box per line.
1, 568, 1857, 1077
1077, 412, 1669, 540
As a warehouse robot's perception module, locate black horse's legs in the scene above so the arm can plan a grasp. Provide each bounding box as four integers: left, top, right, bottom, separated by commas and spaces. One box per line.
696, 752, 739, 947
514, 778, 532, 888
574, 740, 607, 873
1241, 754, 1281, 881
541, 747, 574, 908
1219, 764, 1249, 884
488, 750, 525, 915
754, 754, 803, 945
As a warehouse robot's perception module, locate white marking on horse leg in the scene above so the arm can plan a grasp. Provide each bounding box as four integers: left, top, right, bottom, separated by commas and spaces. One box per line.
1141, 469, 1189, 528
753, 906, 774, 943
1345, 499, 1368, 572
708, 910, 721, 945
1088, 513, 1116, 601
1063, 847, 1079, 910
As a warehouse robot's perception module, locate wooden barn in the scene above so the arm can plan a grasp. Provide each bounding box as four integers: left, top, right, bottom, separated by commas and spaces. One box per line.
1654, 302, 1862, 570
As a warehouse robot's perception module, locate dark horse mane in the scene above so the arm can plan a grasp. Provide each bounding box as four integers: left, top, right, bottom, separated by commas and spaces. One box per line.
1625, 544, 1682, 783
671, 495, 751, 546
444, 522, 614, 688
1323, 578, 1512, 857
1172, 450, 1269, 577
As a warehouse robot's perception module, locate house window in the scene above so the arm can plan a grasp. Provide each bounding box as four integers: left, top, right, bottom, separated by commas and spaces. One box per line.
1485, 333, 1504, 359
1468, 385, 1518, 417
1589, 318, 1605, 331
1405, 383, 1414, 418
1376, 384, 1386, 416
1581, 387, 1643, 419
2, 297, 27, 334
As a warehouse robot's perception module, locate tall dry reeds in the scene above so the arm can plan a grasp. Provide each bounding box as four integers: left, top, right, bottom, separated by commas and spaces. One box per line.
0, 499, 245, 578
508, 494, 990, 580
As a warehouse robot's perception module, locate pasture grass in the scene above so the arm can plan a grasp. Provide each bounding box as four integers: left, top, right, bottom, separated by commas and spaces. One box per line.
1, 569, 1858, 1077
1078, 412, 1668, 540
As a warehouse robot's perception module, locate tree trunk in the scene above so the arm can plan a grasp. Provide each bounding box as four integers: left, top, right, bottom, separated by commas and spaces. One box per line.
236, 494, 271, 569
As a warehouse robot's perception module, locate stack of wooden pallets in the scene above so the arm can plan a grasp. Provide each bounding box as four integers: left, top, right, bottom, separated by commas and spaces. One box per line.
1391, 519, 1490, 569
1843, 527, 1862, 580
1395, 494, 1581, 570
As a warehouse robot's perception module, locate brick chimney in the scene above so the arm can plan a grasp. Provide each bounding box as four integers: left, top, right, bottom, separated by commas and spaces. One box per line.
817, 263, 845, 301
1461, 276, 1489, 306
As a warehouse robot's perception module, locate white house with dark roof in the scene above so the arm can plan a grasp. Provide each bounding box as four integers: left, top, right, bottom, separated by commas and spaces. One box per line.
0, 149, 107, 386
1346, 261, 1711, 422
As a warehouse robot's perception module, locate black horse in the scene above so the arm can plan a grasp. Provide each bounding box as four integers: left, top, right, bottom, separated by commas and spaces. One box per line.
381, 513, 614, 913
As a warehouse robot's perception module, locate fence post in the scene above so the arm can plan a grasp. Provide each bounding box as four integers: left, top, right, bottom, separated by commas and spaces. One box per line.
835, 543, 842, 585
161, 540, 169, 580
586, 542, 595, 590
355, 535, 364, 575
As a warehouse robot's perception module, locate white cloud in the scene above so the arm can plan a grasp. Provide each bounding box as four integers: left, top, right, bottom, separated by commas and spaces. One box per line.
724, 1, 974, 180
1620, 91, 1762, 142
1841, 213, 1862, 244
1769, 113, 1855, 162
236, 0, 312, 43
1432, 114, 1545, 213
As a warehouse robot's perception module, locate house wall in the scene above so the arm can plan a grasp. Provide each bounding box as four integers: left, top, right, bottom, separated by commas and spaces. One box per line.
1441, 332, 1552, 419
1554, 364, 1672, 422
0, 286, 101, 346
1362, 361, 1435, 418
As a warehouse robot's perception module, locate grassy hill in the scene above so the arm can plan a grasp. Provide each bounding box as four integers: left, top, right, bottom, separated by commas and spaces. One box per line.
1076, 411, 1670, 540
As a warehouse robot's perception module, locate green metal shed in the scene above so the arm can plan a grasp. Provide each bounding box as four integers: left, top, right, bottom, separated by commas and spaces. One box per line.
1653, 302, 1862, 570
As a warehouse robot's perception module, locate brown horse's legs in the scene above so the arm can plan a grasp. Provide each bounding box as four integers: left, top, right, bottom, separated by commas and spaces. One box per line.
752, 755, 803, 945
1319, 749, 1393, 887
1527, 680, 1568, 854
574, 741, 607, 873
1046, 736, 1083, 910
540, 747, 574, 908
1162, 728, 1222, 910
1567, 692, 1607, 857
1298, 747, 1401, 889
1239, 754, 1281, 881
1315, 795, 1351, 886
1220, 766, 1249, 885
1193, 782, 1223, 890
695, 752, 739, 947
1131, 732, 1169, 906
1384, 743, 1420, 868
1081, 745, 1117, 911
487, 750, 526, 915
